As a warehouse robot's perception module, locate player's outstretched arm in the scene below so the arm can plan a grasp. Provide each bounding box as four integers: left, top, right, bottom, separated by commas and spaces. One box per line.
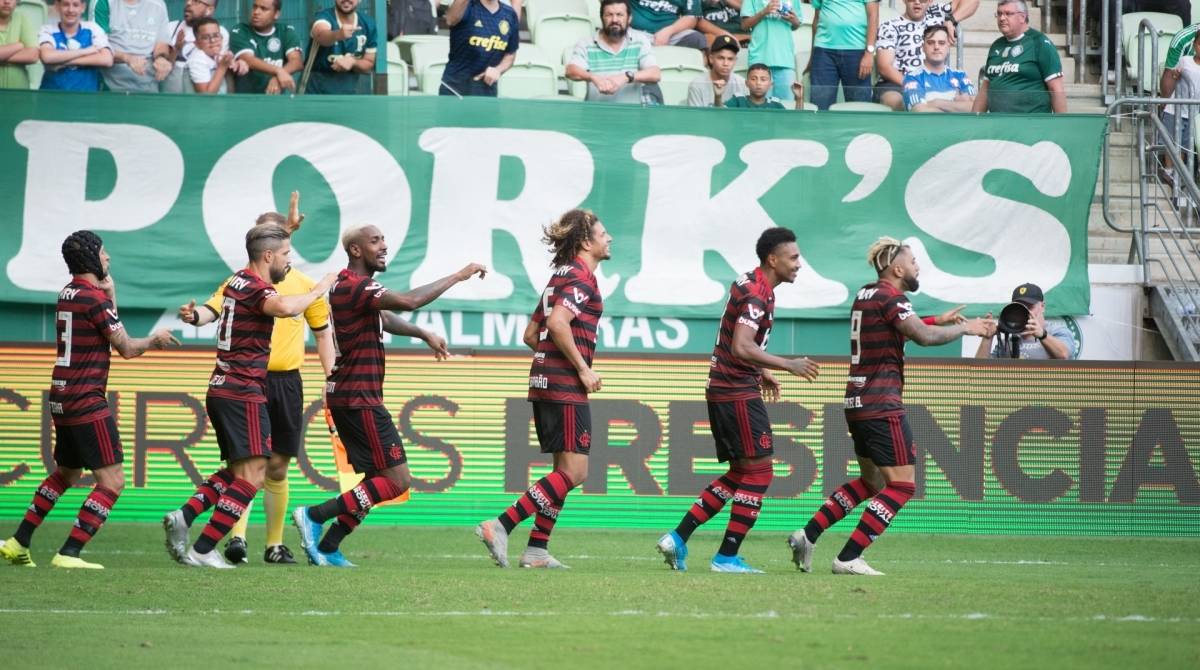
262, 273, 338, 318
108, 328, 179, 360
546, 303, 601, 393
381, 311, 450, 360
729, 323, 820, 381
376, 263, 487, 313
896, 313, 990, 347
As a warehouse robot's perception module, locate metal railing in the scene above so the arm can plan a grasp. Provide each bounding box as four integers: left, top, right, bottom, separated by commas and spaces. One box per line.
1103, 96, 1200, 358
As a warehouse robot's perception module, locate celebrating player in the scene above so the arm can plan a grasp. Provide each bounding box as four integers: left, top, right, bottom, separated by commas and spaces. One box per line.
475, 209, 610, 569
787, 236, 989, 575
177, 195, 335, 565
163, 223, 335, 568
656, 227, 819, 574
0, 231, 177, 569
292, 225, 486, 567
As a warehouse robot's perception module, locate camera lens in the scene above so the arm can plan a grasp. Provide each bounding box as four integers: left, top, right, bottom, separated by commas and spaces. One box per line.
998, 302, 1030, 334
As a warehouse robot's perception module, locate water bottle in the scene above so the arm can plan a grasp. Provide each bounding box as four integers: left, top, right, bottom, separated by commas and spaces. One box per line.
780, 0, 793, 15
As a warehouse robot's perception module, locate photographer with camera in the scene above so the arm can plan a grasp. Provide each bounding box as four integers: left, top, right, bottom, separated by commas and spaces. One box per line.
975, 283, 1075, 359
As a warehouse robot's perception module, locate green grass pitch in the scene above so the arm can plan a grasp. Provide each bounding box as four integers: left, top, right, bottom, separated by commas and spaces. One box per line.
1, 522, 1197, 669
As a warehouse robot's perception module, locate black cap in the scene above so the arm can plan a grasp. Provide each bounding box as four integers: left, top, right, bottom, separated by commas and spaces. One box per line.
1011, 283, 1044, 305
711, 34, 740, 54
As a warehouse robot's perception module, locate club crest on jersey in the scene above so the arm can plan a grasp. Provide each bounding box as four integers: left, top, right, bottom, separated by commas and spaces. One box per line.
579, 431, 591, 448
390, 446, 404, 461
758, 432, 772, 449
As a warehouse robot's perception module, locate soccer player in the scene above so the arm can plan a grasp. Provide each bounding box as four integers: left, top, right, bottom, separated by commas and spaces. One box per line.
475, 209, 611, 570
787, 236, 989, 575
292, 225, 486, 567
163, 224, 335, 568
177, 197, 335, 565
655, 227, 819, 574
0, 231, 177, 569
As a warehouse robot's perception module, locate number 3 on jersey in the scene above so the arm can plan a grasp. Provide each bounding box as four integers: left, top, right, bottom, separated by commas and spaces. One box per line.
56, 311, 73, 366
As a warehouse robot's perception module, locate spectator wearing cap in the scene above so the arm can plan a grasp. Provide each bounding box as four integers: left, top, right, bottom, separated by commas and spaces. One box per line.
725, 61, 803, 108
630, 0, 708, 50
686, 33, 748, 106
975, 283, 1076, 359
567, 0, 661, 104
442, 0, 518, 97
740, 0, 800, 103
972, 0, 1065, 114
902, 24, 974, 112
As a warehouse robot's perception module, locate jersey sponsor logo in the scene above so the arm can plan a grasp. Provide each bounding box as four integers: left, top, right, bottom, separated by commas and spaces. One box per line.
843, 396, 863, 408
857, 287, 878, 300
38, 483, 62, 502
229, 276, 250, 291
59, 287, 80, 300
528, 374, 549, 389
533, 351, 546, 362
848, 375, 867, 387
736, 316, 759, 329
83, 497, 111, 517
573, 287, 586, 303
732, 491, 761, 508
467, 35, 509, 51
209, 374, 226, 386
216, 497, 246, 516
896, 302, 915, 319
868, 499, 894, 524
709, 484, 733, 501
553, 265, 571, 276
904, 80, 918, 90
51, 379, 66, 388
474, 19, 483, 27
986, 61, 1021, 76
527, 483, 556, 516
325, 381, 336, 393
833, 490, 855, 513
1002, 46, 1011, 57
747, 305, 763, 320
48, 401, 64, 414
353, 484, 372, 510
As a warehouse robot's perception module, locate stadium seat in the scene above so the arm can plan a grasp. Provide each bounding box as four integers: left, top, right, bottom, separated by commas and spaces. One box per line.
531, 14, 594, 75
527, 0, 591, 38
794, 25, 813, 72
386, 43, 410, 96
394, 34, 448, 68
1122, 12, 1183, 93
17, 0, 46, 88
829, 101, 894, 112
409, 39, 450, 92
801, 101, 818, 110
498, 44, 559, 98
656, 52, 707, 106
653, 45, 705, 70
734, 48, 748, 76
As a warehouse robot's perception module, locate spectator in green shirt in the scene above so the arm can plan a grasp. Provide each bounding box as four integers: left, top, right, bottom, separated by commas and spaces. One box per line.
229, 0, 303, 94
808, 0, 880, 109
726, 61, 803, 107
972, 0, 1065, 113
630, 0, 708, 49
0, 0, 39, 89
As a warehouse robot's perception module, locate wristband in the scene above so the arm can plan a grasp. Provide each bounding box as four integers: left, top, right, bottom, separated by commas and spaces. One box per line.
1036, 329, 1048, 341
188, 310, 200, 326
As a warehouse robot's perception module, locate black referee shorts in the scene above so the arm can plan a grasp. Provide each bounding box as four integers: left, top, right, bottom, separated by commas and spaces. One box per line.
266, 370, 304, 457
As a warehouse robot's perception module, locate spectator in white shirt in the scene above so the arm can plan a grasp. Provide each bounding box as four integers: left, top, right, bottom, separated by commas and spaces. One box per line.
187, 16, 231, 93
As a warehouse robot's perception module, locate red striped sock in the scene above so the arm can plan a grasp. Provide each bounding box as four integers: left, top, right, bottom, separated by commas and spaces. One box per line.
499, 470, 574, 534
180, 468, 235, 526
837, 481, 916, 562
528, 488, 571, 550
193, 478, 257, 554
308, 476, 405, 524
59, 486, 119, 557
674, 473, 740, 542
718, 461, 774, 557
802, 478, 877, 543
14, 471, 71, 547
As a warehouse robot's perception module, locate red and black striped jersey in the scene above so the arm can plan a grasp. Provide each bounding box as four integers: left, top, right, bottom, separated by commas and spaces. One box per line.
48, 279, 123, 425
207, 269, 277, 403
527, 257, 603, 405
325, 269, 389, 408
844, 281, 915, 421
706, 267, 774, 402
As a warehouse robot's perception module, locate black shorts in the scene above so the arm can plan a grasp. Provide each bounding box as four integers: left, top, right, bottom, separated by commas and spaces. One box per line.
873, 80, 903, 103
707, 398, 774, 463
53, 414, 123, 470
532, 401, 592, 455
206, 395, 272, 462
266, 370, 304, 457
849, 415, 915, 467
330, 405, 407, 474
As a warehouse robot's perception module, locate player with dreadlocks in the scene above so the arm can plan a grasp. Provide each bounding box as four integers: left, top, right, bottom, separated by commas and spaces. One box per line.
786, 236, 989, 576
0, 231, 178, 569
475, 209, 612, 569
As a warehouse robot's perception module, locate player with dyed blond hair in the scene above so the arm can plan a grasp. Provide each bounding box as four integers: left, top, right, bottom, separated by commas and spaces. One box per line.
787, 236, 989, 575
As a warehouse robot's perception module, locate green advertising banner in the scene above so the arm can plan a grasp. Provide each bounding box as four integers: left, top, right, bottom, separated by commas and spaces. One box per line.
0, 91, 1104, 329
1, 347, 1197, 537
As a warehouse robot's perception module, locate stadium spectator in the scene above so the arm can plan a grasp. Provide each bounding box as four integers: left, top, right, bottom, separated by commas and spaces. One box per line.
630, 0, 708, 49
441, 0, 518, 97
0, 231, 177, 570
874, 0, 951, 110
686, 33, 747, 106
0, 0, 39, 89
1159, 30, 1200, 177
187, 17, 232, 93
975, 283, 1075, 359
789, 237, 989, 576
972, 0, 1065, 113
808, 0, 879, 109
476, 210, 609, 570
740, 0, 801, 102
306, 0, 377, 94
698, 0, 746, 46
902, 24, 975, 112
725, 61, 802, 107
154, 0, 245, 93
656, 227, 819, 574
38, 0, 113, 91
230, 0, 303, 95
567, 0, 661, 104
92, 0, 171, 92
294, 228, 485, 567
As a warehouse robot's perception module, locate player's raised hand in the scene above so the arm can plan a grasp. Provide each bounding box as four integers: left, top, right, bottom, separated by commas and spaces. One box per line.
286, 191, 305, 232
964, 317, 993, 337
760, 370, 782, 402
935, 304, 967, 325
457, 263, 488, 281
424, 332, 450, 361
150, 329, 181, 349
178, 299, 197, 323
580, 367, 602, 393
786, 356, 820, 382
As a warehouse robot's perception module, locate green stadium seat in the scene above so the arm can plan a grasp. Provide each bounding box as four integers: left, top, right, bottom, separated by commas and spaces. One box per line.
652, 45, 705, 70
1122, 12, 1183, 93
829, 101, 893, 111
408, 38, 450, 90
530, 14, 593, 76
499, 44, 558, 98
385, 42, 410, 95
393, 33, 448, 66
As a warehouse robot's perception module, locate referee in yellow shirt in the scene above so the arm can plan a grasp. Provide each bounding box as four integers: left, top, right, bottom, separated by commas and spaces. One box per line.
178, 197, 335, 564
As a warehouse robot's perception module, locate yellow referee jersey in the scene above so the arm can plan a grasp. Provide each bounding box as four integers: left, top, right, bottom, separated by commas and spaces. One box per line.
203, 267, 330, 372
